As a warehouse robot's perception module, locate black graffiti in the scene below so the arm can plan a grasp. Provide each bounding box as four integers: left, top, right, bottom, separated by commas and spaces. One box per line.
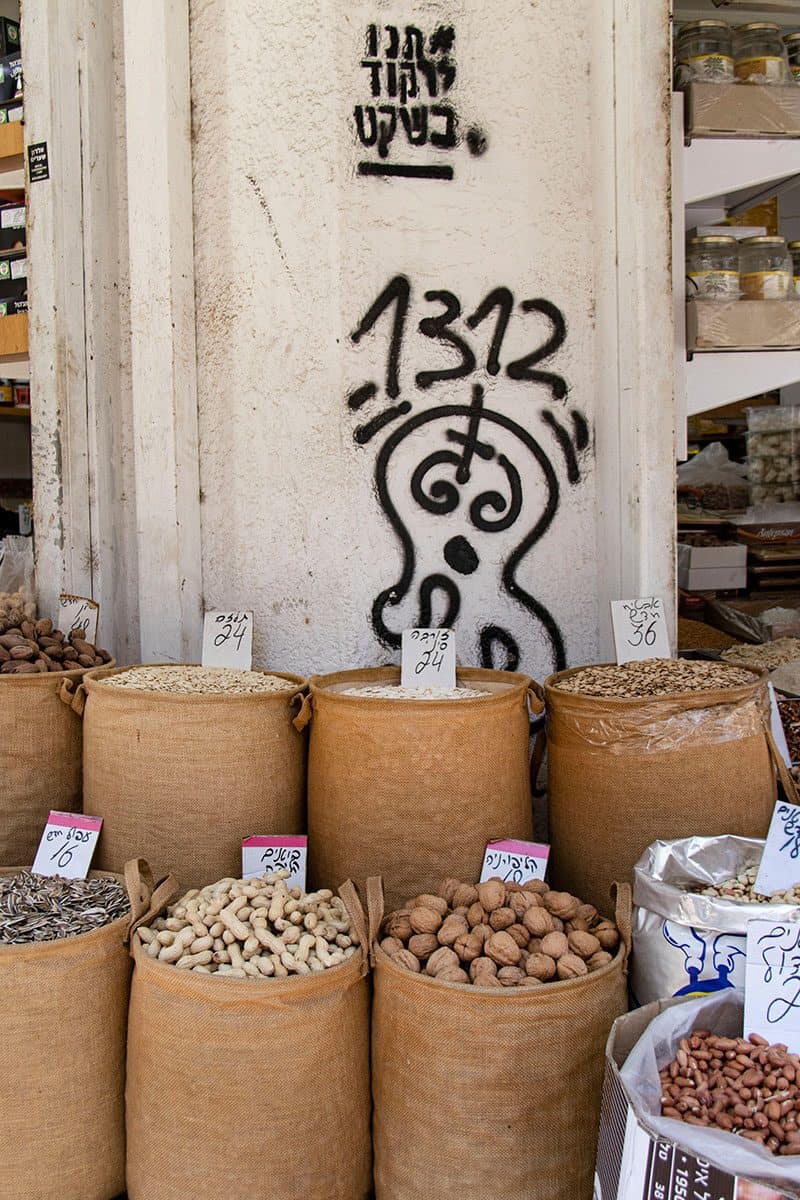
355, 103, 457, 158
346, 277, 590, 673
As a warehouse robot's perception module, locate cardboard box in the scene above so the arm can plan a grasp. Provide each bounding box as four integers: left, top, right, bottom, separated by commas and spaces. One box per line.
687, 300, 800, 351
686, 82, 800, 139
678, 543, 747, 591
594, 1000, 800, 1200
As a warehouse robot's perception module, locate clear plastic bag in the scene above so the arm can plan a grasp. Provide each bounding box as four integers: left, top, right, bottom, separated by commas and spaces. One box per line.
0, 534, 35, 630
678, 441, 750, 512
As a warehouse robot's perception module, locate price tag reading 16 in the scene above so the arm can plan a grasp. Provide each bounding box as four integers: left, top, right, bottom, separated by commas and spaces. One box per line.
31, 812, 103, 880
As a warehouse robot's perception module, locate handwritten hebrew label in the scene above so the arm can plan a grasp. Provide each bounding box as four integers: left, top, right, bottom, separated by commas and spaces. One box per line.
611, 598, 671, 665
31, 811, 103, 880
401, 627, 456, 688
755, 800, 800, 897
202, 611, 253, 670
745, 920, 800, 1052
242, 835, 307, 890
58, 594, 99, 645
480, 839, 550, 885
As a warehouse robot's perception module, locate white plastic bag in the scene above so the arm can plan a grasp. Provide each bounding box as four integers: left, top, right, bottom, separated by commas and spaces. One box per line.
677, 442, 749, 512
0, 533, 35, 630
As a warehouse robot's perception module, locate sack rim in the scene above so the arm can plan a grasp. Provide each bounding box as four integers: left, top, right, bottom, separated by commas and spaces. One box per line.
0, 867, 130, 959
544, 662, 767, 710
83, 664, 307, 703
308, 665, 534, 705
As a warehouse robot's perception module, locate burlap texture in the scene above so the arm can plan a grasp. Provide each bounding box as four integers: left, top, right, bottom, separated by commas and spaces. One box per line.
545, 665, 775, 912
0, 866, 139, 1200
301, 667, 538, 911
371, 879, 631, 1200
0, 664, 114, 867
81, 665, 307, 888
125, 881, 372, 1200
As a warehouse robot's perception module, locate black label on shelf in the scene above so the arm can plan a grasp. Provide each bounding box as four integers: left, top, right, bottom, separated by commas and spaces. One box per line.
27, 141, 48, 183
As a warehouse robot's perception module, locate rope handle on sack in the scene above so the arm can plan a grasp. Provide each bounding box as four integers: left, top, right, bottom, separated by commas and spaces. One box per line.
611, 881, 633, 972
365, 876, 385, 966
338, 879, 371, 977
293, 691, 313, 732
526, 683, 545, 717
123, 857, 181, 944
527, 682, 546, 796
763, 716, 800, 807
58, 678, 87, 717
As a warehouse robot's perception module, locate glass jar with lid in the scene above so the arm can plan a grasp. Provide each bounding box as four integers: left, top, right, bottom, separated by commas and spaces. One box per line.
686, 235, 740, 300
675, 21, 734, 84
734, 23, 790, 84
739, 236, 793, 299
790, 242, 800, 296
785, 32, 800, 82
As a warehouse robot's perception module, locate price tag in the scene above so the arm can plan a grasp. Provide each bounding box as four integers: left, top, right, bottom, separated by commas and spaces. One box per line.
31, 811, 103, 880
610, 597, 671, 664
745, 919, 800, 1053
242, 835, 307, 889
480, 839, 550, 885
754, 799, 800, 897
202, 610, 253, 669
59, 593, 99, 645
400, 628, 456, 689
770, 682, 793, 769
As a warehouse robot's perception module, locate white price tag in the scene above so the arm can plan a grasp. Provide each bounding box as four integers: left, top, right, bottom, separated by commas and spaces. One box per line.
31, 811, 103, 879
770, 682, 793, 769
480, 839, 550, 884
242, 835, 307, 889
745, 919, 800, 1053
400, 628, 456, 689
202, 611, 253, 670
610, 597, 671, 664
58, 593, 99, 645
754, 799, 800, 897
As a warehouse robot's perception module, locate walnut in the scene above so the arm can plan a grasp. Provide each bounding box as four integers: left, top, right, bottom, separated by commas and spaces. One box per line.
485, 931, 522, 966
550, 917, 565, 933
470, 923, 493, 946
576, 903, 598, 923
435, 966, 469, 984
426, 946, 459, 977
437, 913, 469, 946
526, 879, 549, 895
409, 906, 444, 935
527, 937, 542, 954
469, 955, 497, 982
587, 950, 613, 971
568, 931, 601, 960
452, 883, 479, 908
474, 973, 503, 989
384, 909, 412, 941
505, 881, 523, 893
438, 878, 461, 905
454, 932, 483, 963
477, 879, 506, 912
522, 906, 553, 938
380, 936, 404, 959
508, 892, 533, 920
497, 966, 526, 987
506, 923, 530, 949
489, 906, 516, 931
408, 933, 440, 959
567, 917, 592, 933
525, 953, 556, 981
393, 948, 421, 973
540, 932, 569, 960
556, 953, 588, 980
452, 905, 470, 918
412, 894, 449, 917
543, 891, 580, 921
467, 902, 487, 927
594, 922, 620, 952
519, 976, 544, 988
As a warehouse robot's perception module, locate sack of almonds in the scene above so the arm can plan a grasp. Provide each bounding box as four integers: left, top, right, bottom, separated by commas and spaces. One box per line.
0, 617, 113, 866
125, 872, 372, 1200
0, 860, 171, 1200
297, 666, 541, 912
76, 664, 307, 888
370, 875, 631, 1200
545, 659, 776, 912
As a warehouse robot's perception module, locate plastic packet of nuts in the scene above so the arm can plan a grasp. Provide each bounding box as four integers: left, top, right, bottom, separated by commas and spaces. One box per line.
620, 991, 800, 1192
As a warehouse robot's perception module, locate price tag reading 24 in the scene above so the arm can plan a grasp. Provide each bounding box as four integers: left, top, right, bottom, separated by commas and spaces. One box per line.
202, 611, 254, 670
610, 597, 671, 665
401, 628, 456, 689
242, 835, 307, 890
31, 811, 103, 880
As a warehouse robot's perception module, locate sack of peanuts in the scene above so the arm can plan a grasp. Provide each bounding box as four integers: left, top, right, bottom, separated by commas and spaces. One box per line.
596, 992, 800, 1198
632, 836, 800, 1006
371, 875, 630, 1200
125, 870, 372, 1200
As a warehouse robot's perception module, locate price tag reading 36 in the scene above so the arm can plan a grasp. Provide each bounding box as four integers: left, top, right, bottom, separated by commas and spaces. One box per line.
31, 811, 103, 880
202, 610, 253, 670
242, 835, 307, 891
401, 628, 456, 689
610, 597, 671, 665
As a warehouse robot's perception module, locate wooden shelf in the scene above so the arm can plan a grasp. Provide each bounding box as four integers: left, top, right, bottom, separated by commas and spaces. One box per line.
0, 406, 28, 420
0, 313, 28, 358
0, 122, 22, 161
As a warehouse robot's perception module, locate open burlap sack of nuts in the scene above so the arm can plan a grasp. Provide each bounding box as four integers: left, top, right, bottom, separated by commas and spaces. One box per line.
370, 875, 631, 1200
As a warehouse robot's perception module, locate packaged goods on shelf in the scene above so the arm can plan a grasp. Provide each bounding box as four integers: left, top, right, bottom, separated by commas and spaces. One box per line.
734, 23, 791, 86
371, 876, 630, 1200
740, 235, 793, 300
684, 81, 800, 138
0, 860, 166, 1200
787, 33, 800, 84
631, 835, 800, 1005
298, 666, 540, 912
687, 298, 800, 350
78, 664, 306, 888
677, 441, 749, 512
674, 20, 734, 86
678, 541, 747, 591
126, 875, 371, 1200
545, 660, 774, 913
686, 235, 740, 300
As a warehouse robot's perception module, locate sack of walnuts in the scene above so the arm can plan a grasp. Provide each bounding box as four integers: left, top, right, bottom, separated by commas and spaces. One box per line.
369, 875, 631, 1200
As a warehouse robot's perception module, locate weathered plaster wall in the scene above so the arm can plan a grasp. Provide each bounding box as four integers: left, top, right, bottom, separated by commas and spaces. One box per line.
191, 0, 609, 677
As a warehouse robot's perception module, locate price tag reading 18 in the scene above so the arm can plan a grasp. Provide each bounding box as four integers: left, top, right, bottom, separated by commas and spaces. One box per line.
202, 610, 254, 670
400, 628, 456, 689
31, 811, 103, 880
241, 835, 307, 891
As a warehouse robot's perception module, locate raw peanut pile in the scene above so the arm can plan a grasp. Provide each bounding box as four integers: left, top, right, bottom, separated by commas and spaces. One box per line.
102, 665, 295, 695
341, 685, 489, 700
553, 658, 756, 698
693, 865, 800, 905
722, 638, 800, 672
779, 699, 800, 763
0, 589, 35, 633
380, 877, 620, 988
0, 619, 111, 675
0, 871, 129, 944
139, 870, 358, 979
660, 1030, 800, 1154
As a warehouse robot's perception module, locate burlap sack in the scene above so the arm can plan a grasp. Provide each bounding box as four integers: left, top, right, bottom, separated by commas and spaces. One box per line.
0, 859, 174, 1200
125, 879, 372, 1200
545, 664, 776, 913
71, 665, 307, 888
370, 877, 630, 1200
298, 667, 540, 911
0, 662, 115, 867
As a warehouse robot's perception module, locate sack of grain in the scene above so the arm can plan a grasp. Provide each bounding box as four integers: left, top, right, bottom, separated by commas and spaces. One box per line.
371, 877, 630, 1200
125, 877, 373, 1200
74, 664, 307, 888
545, 659, 776, 912
297, 667, 540, 912
0, 859, 174, 1200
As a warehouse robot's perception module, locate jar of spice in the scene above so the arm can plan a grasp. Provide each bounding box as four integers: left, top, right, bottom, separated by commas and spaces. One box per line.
686, 235, 740, 300
734, 23, 790, 84
785, 33, 800, 83
675, 21, 734, 84
739, 236, 793, 299
790, 242, 800, 296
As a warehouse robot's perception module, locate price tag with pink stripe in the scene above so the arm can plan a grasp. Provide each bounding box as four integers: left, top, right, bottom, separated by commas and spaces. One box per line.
480, 838, 550, 885
242, 835, 307, 890
31, 811, 103, 879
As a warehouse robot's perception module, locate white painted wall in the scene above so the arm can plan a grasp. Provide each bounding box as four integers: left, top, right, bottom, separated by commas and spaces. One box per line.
191, 0, 669, 680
